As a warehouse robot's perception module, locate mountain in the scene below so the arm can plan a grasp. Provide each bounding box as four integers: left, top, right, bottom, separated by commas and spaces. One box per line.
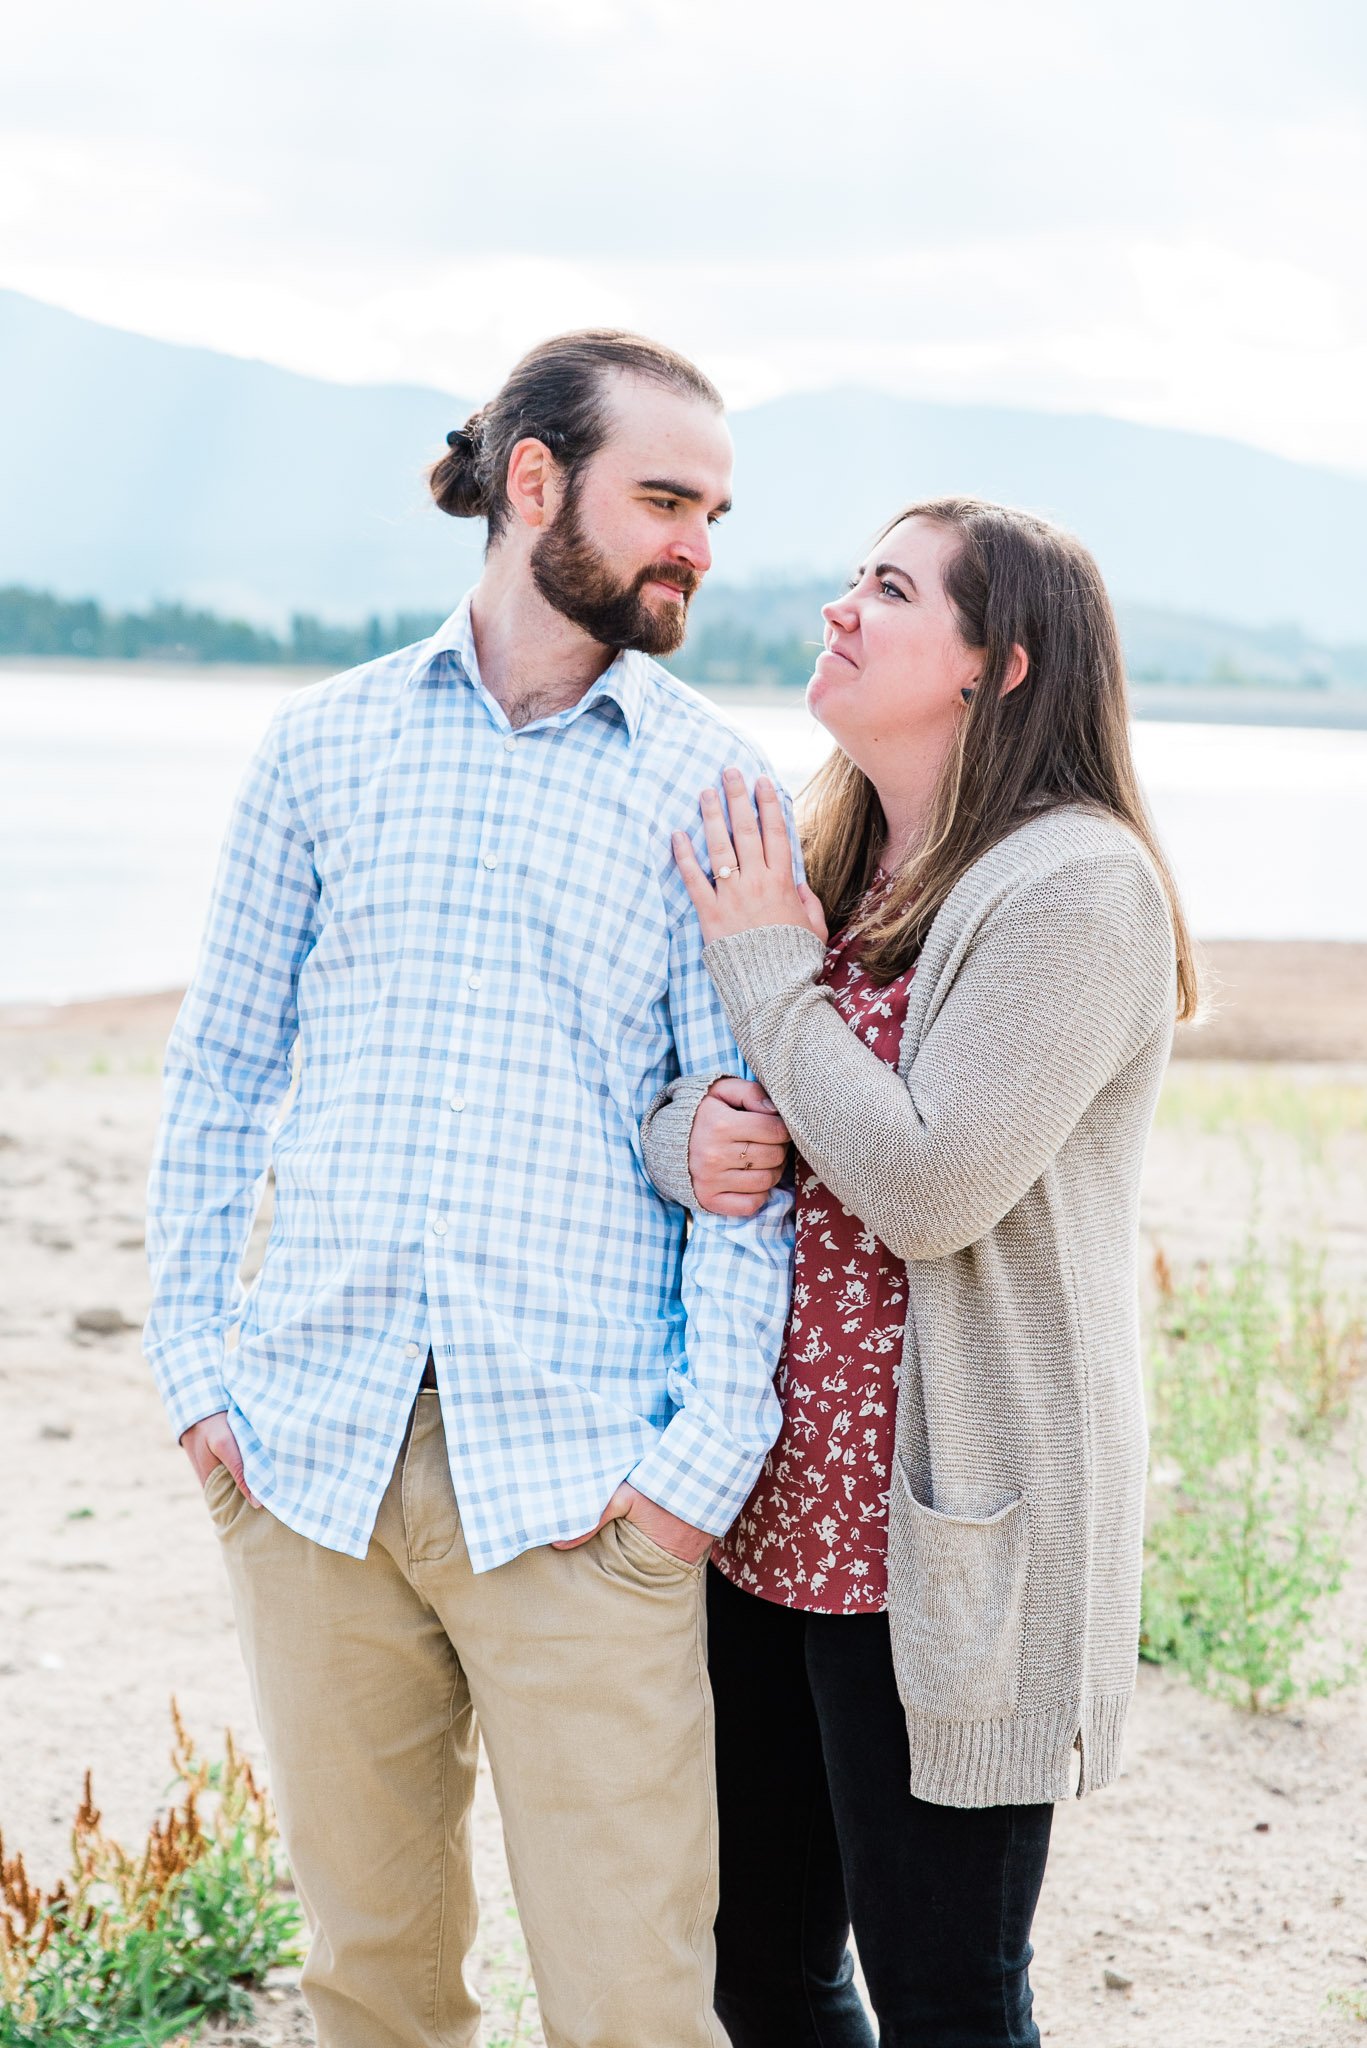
0, 291, 481, 624
729, 392, 1367, 645
4, 289, 1367, 640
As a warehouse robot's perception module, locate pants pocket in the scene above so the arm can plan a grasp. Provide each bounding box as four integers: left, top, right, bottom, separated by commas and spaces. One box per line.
202, 1460, 250, 1537
612, 1514, 707, 1582
886, 1459, 1028, 1719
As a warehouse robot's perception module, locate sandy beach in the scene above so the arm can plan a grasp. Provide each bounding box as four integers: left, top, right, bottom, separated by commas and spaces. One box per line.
2, 943, 1366, 2045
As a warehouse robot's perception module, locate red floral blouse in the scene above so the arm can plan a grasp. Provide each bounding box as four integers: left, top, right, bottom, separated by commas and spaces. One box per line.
713, 879, 916, 1615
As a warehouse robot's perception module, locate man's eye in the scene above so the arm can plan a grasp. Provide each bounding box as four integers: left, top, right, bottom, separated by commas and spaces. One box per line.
651, 498, 678, 512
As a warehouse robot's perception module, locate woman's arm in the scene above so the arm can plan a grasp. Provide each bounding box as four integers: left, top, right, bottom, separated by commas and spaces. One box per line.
701, 854, 1174, 1262
640, 1072, 716, 1209
641, 1075, 790, 1215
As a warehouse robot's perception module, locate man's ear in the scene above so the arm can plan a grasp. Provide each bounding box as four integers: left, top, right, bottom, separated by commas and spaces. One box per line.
504, 437, 557, 531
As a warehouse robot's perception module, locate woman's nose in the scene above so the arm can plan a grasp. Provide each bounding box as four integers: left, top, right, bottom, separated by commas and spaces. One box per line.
822, 594, 857, 631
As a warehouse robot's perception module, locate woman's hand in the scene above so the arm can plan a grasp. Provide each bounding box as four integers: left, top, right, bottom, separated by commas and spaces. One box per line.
689, 1077, 791, 1217
673, 769, 828, 947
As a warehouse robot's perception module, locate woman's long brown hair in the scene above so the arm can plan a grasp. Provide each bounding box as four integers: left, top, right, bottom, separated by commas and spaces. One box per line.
801, 497, 1199, 1020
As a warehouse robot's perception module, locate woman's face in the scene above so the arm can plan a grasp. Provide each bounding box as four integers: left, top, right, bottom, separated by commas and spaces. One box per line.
807, 516, 981, 778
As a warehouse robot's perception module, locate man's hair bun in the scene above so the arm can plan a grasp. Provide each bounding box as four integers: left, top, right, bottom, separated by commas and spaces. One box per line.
429, 410, 489, 518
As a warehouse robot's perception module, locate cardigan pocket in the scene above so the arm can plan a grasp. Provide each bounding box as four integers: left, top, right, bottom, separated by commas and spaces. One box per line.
887, 1459, 1028, 1720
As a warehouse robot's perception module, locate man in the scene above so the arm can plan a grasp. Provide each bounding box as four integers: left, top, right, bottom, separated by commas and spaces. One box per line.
143, 331, 794, 2048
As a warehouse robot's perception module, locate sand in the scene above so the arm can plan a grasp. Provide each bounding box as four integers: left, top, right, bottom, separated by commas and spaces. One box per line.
1176, 942, 1367, 1065
2, 949, 1366, 2046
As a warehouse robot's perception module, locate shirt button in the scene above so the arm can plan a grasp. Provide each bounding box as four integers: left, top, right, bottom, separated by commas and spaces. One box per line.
447, 1093, 466, 1112
482, 854, 498, 870
431, 1218, 448, 1236
467, 972, 483, 991
502, 737, 516, 753
404, 1342, 421, 1358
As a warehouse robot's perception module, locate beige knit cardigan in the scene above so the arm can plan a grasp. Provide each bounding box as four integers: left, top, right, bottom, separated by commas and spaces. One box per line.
641, 807, 1176, 1808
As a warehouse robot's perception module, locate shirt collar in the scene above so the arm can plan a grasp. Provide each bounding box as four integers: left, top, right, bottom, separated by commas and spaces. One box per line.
408, 591, 649, 745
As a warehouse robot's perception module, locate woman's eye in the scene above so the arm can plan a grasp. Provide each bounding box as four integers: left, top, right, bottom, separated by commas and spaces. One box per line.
880, 579, 906, 600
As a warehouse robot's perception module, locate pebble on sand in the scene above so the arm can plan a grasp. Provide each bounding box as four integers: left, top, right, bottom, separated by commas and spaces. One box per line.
72, 1306, 136, 1334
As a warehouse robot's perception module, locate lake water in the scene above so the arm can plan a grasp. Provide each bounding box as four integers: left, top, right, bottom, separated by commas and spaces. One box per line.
2, 665, 1365, 1006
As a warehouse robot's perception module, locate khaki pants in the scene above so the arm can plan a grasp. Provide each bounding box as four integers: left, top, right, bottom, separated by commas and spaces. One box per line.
206, 1393, 725, 2048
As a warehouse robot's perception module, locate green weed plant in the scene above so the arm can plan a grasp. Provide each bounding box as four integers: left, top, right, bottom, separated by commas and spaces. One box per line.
0, 1707, 302, 2046
1142, 1240, 1364, 1711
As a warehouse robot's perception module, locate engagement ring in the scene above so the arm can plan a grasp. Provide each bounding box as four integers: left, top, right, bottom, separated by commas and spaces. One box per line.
716, 864, 734, 879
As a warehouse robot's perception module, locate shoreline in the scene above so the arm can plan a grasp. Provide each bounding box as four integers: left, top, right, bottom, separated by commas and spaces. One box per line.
4, 658, 1367, 730
0, 987, 187, 1034
4, 939, 1366, 1063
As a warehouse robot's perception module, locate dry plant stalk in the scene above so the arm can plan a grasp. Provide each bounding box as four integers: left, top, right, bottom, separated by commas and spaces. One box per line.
1, 1702, 298, 2040
2, 1760, 207, 1979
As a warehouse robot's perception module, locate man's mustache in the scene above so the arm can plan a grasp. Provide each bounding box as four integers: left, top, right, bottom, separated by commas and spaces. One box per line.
635, 564, 699, 599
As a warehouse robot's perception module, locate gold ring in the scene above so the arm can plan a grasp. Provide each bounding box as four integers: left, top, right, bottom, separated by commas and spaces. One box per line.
716, 864, 734, 879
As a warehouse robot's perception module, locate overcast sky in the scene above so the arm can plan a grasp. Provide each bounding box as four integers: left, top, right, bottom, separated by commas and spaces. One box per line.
4, 0, 1365, 470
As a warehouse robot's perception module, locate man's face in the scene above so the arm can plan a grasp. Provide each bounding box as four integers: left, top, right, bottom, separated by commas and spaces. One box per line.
530, 376, 734, 656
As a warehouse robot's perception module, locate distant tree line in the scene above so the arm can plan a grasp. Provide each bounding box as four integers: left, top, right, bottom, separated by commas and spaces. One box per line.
666, 620, 820, 691
0, 585, 443, 668
674, 588, 1367, 693
0, 581, 826, 681
2, 581, 1363, 693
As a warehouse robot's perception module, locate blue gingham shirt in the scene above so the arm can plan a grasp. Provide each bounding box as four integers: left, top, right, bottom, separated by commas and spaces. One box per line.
144, 596, 794, 1571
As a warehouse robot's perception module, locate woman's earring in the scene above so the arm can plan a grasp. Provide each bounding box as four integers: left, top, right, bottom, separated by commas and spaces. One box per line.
960, 687, 974, 704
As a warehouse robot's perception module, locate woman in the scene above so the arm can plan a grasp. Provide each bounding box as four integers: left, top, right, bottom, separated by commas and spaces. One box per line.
640, 497, 1197, 2048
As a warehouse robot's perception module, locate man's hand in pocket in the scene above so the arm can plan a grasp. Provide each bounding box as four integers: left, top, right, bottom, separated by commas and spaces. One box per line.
551, 1482, 712, 1565
180, 1411, 261, 1508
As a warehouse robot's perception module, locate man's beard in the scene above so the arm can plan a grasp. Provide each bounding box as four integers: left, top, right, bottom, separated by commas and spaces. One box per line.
531, 491, 698, 656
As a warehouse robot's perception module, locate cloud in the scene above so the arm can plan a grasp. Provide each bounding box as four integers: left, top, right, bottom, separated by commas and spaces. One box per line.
1, 0, 1363, 468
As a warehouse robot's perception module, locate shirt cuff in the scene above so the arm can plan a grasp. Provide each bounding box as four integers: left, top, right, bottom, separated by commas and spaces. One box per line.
144, 1331, 231, 1443
627, 1405, 772, 1537
703, 924, 826, 1029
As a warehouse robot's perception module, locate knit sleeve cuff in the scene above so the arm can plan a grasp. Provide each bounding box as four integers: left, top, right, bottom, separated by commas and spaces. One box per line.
639, 1066, 727, 1209
703, 923, 826, 1030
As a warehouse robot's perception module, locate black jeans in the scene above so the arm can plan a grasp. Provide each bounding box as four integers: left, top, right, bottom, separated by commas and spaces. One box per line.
708, 1566, 1053, 2048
